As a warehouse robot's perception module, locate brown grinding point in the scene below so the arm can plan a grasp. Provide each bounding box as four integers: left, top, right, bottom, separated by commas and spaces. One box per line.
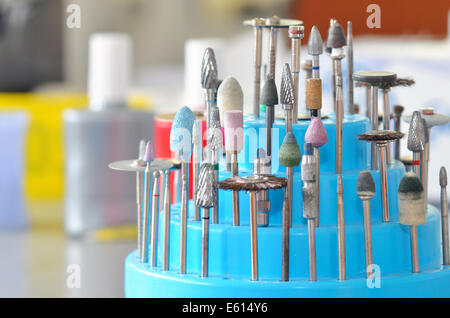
305, 78, 322, 110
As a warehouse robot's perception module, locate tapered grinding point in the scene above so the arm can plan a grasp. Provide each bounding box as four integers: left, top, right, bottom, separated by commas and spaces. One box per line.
305, 117, 328, 147
305, 78, 322, 110
356, 170, 376, 199
208, 107, 222, 151
398, 172, 425, 225
308, 25, 323, 55
279, 132, 301, 167
440, 167, 447, 188
217, 76, 244, 125
261, 78, 278, 106
144, 141, 153, 163
196, 163, 216, 208
224, 110, 243, 153
280, 63, 295, 106
201, 48, 218, 89
170, 106, 196, 158
326, 19, 346, 49
407, 111, 426, 152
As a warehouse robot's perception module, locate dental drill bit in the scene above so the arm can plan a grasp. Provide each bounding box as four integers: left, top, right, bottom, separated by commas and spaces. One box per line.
407, 111, 426, 178
224, 110, 244, 226
337, 175, 346, 280
150, 170, 160, 267
217, 76, 244, 171
398, 172, 426, 273
356, 170, 376, 278
246, 17, 265, 119
288, 24, 304, 123
218, 174, 286, 281
192, 120, 201, 221
136, 140, 146, 259
357, 130, 404, 222
393, 105, 405, 161
305, 116, 328, 227
326, 19, 346, 113
353, 71, 397, 170
347, 21, 354, 114
208, 107, 222, 224
201, 48, 218, 129
162, 169, 171, 271
261, 78, 278, 161
326, 21, 345, 172
440, 167, 449, 265
196, 163, 217, 277
170, 106, 196, 274
253, 149, 271, 226
404, 108, 450, 212
281, 180, 290, 281
142, 141, 154, 263
281, 63, 295, 133
279, 132, 302, 229
308, 25, 323, 79
302, 143, 318, 281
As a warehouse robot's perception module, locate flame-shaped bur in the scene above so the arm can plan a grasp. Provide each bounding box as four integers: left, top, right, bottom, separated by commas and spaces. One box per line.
201, 48, 218, 89
302, 143, 317, 219
440, 167, 447, 188
305, 117, 328, 147
279, 132, 302, 167
143, 140, 154, 163
217, 76, 243, 125
356, 170, 376, 200
138, 139, 147, 161
398, 172, 425, 225
196, 163, 217, 208
224, 110, 243, 153
207, 107, 223, 151
170, 106, 196, 159
326, 19, 346, 49
407, 111, 426, 152
280, 63, 295, 107
261, 78, 278, 107
308, 25, 323, 56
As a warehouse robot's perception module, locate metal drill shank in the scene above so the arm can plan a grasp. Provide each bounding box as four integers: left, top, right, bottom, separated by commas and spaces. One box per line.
379, 145, 390, 222
179, 160, 188, 274
231, 152, 240, 226
201, 207, 210, 277
162, 170, 171, 271
142, 166, 151, 263
150, 171, 160, 267
335, 62, 343, 175
371, 86, 379, 170
362, 199, 373, 278
441, 185, 449, 265
253, 26, 263, 118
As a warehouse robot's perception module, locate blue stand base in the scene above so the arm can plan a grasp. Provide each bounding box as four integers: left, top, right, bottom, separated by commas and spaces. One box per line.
125, 250, 450, 298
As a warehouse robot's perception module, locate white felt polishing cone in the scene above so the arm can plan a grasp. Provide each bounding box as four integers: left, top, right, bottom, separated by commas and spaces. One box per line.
217, 77, 244, 126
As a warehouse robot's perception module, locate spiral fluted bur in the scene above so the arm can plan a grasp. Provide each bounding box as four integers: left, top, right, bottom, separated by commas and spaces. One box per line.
196, 163, 217, 208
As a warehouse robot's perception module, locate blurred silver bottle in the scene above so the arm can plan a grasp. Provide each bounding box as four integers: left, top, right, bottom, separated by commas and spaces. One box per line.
63, 33, 153, 236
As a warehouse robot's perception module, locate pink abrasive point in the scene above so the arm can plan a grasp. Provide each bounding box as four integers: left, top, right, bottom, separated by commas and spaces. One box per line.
144, 140, 154, 163
224, 110, 244, 153
305, 117, 328, 147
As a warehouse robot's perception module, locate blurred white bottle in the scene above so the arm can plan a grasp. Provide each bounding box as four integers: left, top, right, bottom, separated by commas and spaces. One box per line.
63, 33, 153, 237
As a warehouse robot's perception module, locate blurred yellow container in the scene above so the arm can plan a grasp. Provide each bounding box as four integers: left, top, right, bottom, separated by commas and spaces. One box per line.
0, 93, 151, 199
